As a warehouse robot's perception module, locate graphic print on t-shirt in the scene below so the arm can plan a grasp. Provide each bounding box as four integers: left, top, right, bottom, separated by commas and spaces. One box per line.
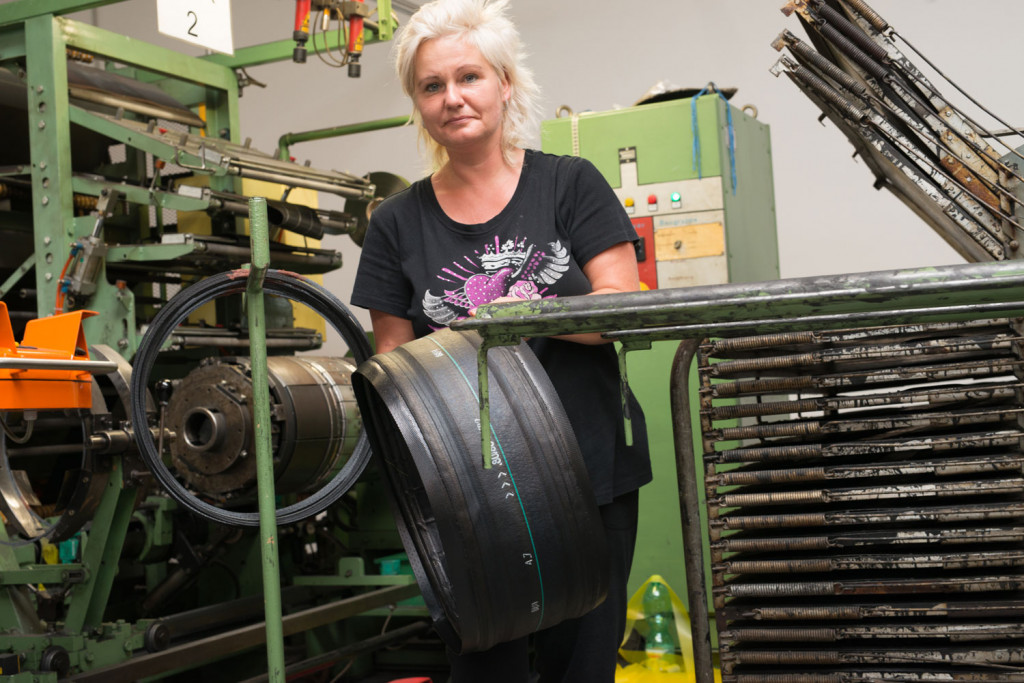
422, 235, 571, 329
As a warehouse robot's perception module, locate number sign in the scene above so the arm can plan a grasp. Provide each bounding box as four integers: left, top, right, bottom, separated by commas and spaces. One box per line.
157, 0, 235, 55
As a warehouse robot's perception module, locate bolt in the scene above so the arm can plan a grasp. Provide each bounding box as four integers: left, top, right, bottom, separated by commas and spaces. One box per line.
39, 161, 46, 170
35, 85, 43, 94
45, 273, 53, 282
118, 338, 129, 349
37, 120, 45, 129
40, 196, 48, 206
43, 236, 51, 246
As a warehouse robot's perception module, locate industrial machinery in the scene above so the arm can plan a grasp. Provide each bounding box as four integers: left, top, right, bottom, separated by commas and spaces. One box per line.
0, 1, 433, 681
695, 1, 1024, 681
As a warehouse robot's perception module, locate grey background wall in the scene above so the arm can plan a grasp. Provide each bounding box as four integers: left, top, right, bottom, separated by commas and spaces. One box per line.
32, 0, 1024, 348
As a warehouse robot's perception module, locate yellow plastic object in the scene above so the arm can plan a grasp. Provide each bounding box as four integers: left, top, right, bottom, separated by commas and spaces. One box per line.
0, 302, 98, 410
616, 575, 720, 683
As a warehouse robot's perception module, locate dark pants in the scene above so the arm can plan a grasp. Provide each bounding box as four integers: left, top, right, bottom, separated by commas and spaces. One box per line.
448, 489, 640, 683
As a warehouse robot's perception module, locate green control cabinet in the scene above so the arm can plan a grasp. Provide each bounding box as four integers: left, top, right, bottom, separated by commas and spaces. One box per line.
542, 94, 779, 604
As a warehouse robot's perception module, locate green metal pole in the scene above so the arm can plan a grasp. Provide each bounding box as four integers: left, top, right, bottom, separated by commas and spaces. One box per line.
277, 115, 409, 159
246, 197, 285, 683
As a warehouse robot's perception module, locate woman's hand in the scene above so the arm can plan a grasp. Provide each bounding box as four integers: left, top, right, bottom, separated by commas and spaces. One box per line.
555, 241, 641, 345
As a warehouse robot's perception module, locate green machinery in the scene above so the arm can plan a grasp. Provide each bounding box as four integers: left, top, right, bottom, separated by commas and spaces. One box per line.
0, 1, 438, 680
541, 90, 779, 601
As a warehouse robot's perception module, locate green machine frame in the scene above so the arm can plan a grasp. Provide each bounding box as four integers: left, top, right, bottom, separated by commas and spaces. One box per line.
0, 3, 425, 681
0, 0, 395, 357
541, 93, 779, 603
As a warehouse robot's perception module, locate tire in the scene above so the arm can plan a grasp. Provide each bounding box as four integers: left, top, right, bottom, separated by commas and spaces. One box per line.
129, 269, 373, 526
352, 327, 609, 654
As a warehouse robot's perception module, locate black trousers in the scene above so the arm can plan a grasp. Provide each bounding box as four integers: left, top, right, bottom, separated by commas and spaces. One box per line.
448, 489, 641, 683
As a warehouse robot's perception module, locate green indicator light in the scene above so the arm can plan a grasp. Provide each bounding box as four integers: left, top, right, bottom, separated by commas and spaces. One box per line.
670, 192, 681, 202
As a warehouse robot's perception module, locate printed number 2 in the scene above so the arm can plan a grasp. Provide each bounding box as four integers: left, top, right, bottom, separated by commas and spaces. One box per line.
187, 10, 198, 37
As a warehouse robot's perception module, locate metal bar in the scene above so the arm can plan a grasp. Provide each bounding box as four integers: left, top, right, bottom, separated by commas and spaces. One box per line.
0, 253, 36, 300
453, 260, 1024, 341
56, 16, 236, 91
0, 358, 118, 373
0, 0, 117, 25
63, 458, 136, 632
277, 115, 409, 159
26, 14, 74, 319
245, 196, 285, 683
66, 584, 419, 682
669, 339, 714, 683
236, 621, 431, 683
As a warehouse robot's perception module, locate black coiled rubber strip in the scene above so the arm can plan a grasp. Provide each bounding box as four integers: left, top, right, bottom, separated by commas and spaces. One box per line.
129, 269, 373, 526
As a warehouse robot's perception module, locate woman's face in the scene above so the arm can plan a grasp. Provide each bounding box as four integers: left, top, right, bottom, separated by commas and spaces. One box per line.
412, 34, 510, 155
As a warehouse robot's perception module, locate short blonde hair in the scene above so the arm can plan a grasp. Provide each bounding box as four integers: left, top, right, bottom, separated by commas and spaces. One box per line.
394, 0, 541, 169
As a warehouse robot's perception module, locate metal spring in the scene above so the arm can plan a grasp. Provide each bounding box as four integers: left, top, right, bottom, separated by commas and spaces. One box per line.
74, 194, 98, 211
717, 420, 820, 441
843, 0, 889, 32
710, 352, 818, 375
717, 512, 827, 529
710, 331, 817, 353
753, 605, 862, 620
712, 444, 822, 463
815, 2, 889, 63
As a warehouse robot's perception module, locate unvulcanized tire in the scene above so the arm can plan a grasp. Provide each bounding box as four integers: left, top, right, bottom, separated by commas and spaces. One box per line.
352, 328, 609, 654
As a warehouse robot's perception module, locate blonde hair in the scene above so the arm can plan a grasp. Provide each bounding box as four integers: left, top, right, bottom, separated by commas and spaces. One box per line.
394, 0, 541, 169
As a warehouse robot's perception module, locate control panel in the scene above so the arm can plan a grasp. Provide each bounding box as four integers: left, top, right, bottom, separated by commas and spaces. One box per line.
612, 147, 727, 290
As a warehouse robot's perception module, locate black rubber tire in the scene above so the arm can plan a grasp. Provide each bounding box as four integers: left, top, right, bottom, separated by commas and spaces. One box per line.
352, 327, 609, 654
129, 269, 373, 526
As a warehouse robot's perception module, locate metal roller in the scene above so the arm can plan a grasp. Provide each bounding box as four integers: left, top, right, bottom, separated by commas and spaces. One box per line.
165, 355, 361, 501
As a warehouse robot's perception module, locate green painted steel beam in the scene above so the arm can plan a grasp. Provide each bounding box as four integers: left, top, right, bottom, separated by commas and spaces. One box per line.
105, 241, 202, 264
68, 105, 221, 173
0, 253, 35, 301
57, 16, 236, 91
26, 14, 75, 319
277, 115, 408, 159
455, 260, 1024, 341
64, 459, 138, 632
246, 197, 286, 683
0, 0, 116, 26
0, 565, 85, 585
72, 176, 212, 212
0, 25, 26, 60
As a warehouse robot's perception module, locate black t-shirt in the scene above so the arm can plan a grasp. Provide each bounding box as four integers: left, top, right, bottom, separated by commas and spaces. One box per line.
351, 149, 651, 504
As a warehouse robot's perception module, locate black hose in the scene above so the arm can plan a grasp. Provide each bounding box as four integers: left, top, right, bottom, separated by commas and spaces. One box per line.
129, 269, 373, 526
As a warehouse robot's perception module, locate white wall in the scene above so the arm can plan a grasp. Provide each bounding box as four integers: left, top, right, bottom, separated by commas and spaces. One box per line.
46, 0, 1024, 348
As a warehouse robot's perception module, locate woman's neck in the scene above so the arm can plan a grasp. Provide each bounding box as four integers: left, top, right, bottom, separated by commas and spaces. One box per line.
432, 147, 525, 225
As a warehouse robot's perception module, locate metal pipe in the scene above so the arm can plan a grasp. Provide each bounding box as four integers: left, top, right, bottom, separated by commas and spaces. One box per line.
236, 621, 432, 683
453, 260, 1024, 341
669, 339, 714, 683
67, 584, 419, 682
0, 358, 118, 373
277, 115, 409, 159
246, 197, 286, 683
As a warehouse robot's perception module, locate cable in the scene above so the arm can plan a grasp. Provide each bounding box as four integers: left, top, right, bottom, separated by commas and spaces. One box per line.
0, 414, 33, 445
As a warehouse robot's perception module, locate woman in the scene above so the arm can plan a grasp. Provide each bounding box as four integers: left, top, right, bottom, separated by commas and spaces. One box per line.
350, 0, 651, 680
